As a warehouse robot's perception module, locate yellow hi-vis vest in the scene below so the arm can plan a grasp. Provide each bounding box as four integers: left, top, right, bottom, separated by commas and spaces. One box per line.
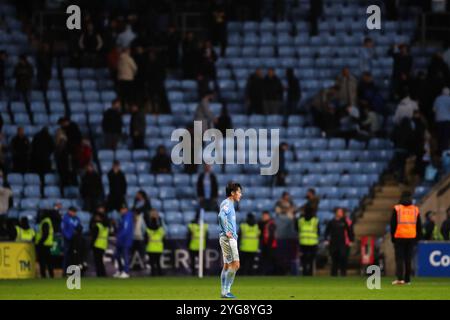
15, 226, 35, 242
188, 223, 208, 251
433, 225, 444, 241
240, 223, 260, 252
94, 223, 109, 250
298, 217, 319, 246
146, 227, 165, 253
35, 217, 54, 247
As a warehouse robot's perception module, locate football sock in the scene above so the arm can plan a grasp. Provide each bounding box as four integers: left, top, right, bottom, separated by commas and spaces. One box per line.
225, 269, 236, 293
221, 269, 228, 295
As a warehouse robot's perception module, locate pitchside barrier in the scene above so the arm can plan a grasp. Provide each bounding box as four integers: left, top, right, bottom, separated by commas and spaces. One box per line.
417, 241, 450, 277
0, 242, 36, 279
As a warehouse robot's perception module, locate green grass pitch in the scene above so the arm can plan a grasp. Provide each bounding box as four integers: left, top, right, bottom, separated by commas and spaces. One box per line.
1, 276, 449, 300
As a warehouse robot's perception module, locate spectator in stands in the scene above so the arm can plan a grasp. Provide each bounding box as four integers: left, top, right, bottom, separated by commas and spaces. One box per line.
200, 40, 218, 80
12, 216, 35, 242
144, 49, 169, 114
54, 128, 72, 188
59, 116, 82, 162
427, 52, 450, 90
215, 105, 232, 136
390, 44, 413, 101
245, 69, 264, 115
102, 98, 123, 150
61, 206, 82, 275
339, 105, 360, 140
238, 213, 260, 275
182, 32, 198, 79
411, 110, 427, 178
324, 207, 354, 277
132, 190, 152, 218
133, 46, 147, 106
107, 160, 127, 212
311, 85, 340, 135
393, 90, 419, 125
392, 117, 415, 183
360, 102, 381, 137
78, 22, 103, 67
358, 72, 386, 117
75, 138, 93, 170
423, 211, 442, 240
114, 203, 134, 278
359, 37, 376, 73
116, 23, 136, 49
263, 68, 283, 115
335, 67, 358, 107
80, 163, 104, 213
197, 164, 219, 211
285, 68, 301, 120
210, 6, 227, 57
130, 104, 146, 149
275, 142, 289, 186
259, 211, 277, 275
441, 207, 450, 241
151, 145, 172, 174
166, 25, 180, 69
444, 43, 450, 70
433, 87, 450, 153
275, 192, 296, 218
194, 91, 216, 132
36, 42, 53, 94
30, 127, 54, 179
197, 73, 211, 100
309, 0, 323, 36
117, 47, 137, 110
299, 189, 320, 218
0, 182, 12, 237
11, 126, 30, 173
0, 50, 6, 98
91, 213, 109, 277
13, 54, 33, 106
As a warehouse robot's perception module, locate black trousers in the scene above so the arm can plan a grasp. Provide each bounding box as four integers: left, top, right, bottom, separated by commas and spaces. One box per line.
147, 253, 162, 276
189, 250, 205, 276
93, 247, 106, 277
394, 239, 415, 283
259, 247, 277, 275
300, 245, 317, 276
330, 245, 349, 276
36, 245, 54, 278
240, 251, 257, 275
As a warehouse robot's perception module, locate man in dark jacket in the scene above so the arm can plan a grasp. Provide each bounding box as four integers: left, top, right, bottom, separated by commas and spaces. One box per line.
263, 68, 283, 115
259, 211, 277, 275
286, 68, 301, 118
11, 127, 30, 173
102, 99, 122, 150
151, 145, 172, 173
325, 207, 354, 276
129, 104, 146, 150
107, 161, 127, 212
390, 191, 422, 285
14, 54, 33, 105
245, 69, 264, 115
36, 42, 53, 93
197, 164, 218, 211
441, 207, 450, 241
422, 211, 442, 240
80, 163, 104, 213
30, 127, 55, 179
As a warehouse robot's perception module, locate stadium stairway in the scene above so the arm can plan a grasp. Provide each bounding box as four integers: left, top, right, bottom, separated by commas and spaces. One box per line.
346, 174, 415, 272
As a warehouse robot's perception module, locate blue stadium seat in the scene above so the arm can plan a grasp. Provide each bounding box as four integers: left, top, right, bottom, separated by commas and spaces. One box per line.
44, 174, 58, 185
165, 211, 183, 224
44, 186, 61, 198
167, 224, 188, 239
328, 138, 346, 150
20, 198, 40, 210
348, 139, 366, 150
163, 199, 180, 211
115, 149, 131, 161
7, 173, 23, 186
159, 187, 176, 199
24, 174, 40, 185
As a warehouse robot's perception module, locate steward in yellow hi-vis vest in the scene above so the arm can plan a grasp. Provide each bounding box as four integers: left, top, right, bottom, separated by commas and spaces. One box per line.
15, 217, 35, 242
35, 212, 54, 278
91, 214, 109, 277
296, 212, 320, 276
238, 213, 260, 275
390, 192, 422, 285
146, 217, 166, 276
188, 212, 209, 276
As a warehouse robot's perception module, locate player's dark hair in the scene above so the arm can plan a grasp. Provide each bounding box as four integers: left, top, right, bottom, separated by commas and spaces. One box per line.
226, 182, 242, 197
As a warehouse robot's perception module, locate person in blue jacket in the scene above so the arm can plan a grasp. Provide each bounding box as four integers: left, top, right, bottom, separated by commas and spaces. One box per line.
114, 203, 134, 278
61, 206, 82, 275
